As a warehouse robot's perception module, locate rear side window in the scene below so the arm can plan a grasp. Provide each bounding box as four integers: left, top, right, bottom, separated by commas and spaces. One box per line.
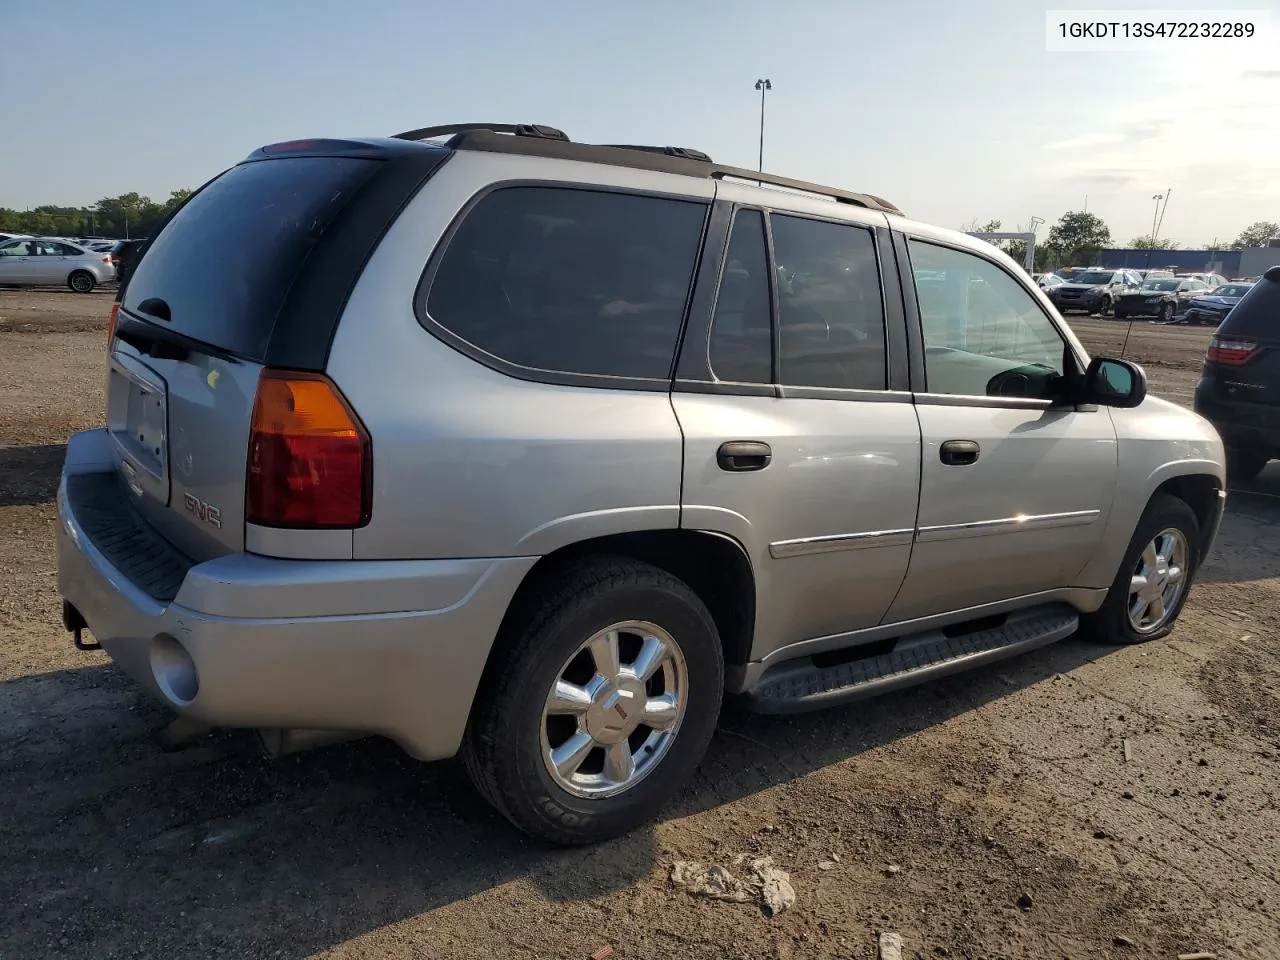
425, 186, 706, 380
1220, 274, 1280, 336
123, 157, 380, 361
772, 214, 887, 391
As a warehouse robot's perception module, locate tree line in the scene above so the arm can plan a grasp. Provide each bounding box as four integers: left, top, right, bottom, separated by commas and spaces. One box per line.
0, 190, 193, 240
963, 213, 1279, 270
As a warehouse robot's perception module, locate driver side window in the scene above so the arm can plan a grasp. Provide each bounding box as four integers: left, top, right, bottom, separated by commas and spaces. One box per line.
908, 239, 1068, 398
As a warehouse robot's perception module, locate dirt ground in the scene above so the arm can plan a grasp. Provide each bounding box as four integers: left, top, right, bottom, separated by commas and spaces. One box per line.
1, 289, 1276, 960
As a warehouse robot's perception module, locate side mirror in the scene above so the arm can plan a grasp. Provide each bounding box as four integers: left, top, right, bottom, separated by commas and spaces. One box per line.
1083, 357, 1146, 408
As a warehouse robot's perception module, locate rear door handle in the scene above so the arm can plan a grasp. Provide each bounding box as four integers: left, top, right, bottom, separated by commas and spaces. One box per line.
717, 441, 772, 472
940, 440, 980, 466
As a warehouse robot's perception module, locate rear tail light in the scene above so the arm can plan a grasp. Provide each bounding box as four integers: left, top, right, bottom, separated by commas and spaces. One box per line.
1206, 335, 1259, 366
102, 256, 112, 263
107, 303, 120, 350
246, 370, 371, 528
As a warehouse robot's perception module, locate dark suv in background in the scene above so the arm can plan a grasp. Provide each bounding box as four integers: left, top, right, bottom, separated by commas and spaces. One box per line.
1194, 265, 1280, 481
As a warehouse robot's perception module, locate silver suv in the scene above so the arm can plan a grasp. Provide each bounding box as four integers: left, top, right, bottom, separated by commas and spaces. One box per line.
58, 123, 1227, 845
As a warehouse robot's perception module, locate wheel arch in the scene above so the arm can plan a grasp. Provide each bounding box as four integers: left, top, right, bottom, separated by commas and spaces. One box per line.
1076, 460, 1225, 588
1151, 472, 1224, 568
490, 528, 757, 674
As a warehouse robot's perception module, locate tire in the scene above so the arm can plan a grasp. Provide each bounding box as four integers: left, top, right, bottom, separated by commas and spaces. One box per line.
1099, 296, 1113, 318
461, 556, 724, 845
1159, 302, 1174, 323
1227, 449, 1269, 484
1080, 494, 1200, 645
68, 271, 95, 294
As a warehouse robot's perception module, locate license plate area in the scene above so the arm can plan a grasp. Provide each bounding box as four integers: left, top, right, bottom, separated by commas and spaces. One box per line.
107, 352, 170, 504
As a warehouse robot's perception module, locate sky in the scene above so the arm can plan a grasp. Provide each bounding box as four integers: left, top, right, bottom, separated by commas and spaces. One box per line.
3, 0, 1279, 247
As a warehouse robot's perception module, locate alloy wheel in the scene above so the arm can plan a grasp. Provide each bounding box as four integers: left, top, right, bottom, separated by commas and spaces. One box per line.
540, 620, 688, 799
1127, 528, 1189, 634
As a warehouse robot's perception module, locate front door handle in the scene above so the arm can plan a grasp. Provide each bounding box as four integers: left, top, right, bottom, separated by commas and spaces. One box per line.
717, 441, 772, 472
940, 440, 980, 466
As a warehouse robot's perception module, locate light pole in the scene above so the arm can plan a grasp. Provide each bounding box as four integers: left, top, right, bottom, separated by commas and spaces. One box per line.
1150, 194, 1163, 246
754, 78, 772, 172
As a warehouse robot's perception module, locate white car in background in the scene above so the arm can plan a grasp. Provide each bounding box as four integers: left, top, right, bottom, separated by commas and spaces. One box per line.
0, 237, 117, 292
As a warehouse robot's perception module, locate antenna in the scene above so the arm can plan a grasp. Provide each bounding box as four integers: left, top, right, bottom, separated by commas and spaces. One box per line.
1119, 308, 1137, 359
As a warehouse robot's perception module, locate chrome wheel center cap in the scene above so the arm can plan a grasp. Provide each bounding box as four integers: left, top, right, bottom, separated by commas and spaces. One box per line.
585, 680, 645, 744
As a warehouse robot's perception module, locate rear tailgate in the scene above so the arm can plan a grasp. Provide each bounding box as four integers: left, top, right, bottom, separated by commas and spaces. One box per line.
107, 154, 384, 561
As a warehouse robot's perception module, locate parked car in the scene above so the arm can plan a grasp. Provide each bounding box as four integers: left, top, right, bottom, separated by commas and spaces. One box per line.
1134, 269, 1174, 281
1194, 266, 1280, 482
1177, 272, 1228, 289
1045, 269, 1142, 316
58, 123, 1227, 845
0, 237, 116, 292
1033, 272, 1065, 290
1180, 282, 1255, 327
111, 238, 147, 284
1113, 277, 1209, 322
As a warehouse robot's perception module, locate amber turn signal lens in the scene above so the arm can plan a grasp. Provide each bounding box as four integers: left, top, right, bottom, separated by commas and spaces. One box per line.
246, 370, 371, 529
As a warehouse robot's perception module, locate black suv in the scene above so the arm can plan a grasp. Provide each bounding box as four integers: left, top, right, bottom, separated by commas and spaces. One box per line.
1194, 264, 1280, 481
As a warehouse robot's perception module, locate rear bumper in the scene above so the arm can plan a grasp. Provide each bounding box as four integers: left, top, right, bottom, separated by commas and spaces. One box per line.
1193, 385, 1280, 454
57, 429, 536, 760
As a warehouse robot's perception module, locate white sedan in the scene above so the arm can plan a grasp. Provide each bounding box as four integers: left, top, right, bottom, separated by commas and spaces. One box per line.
0, 238, 117, 292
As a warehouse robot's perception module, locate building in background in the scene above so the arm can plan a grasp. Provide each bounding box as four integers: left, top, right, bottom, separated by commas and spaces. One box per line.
1093, 240, 1280, 279
1094, 248, 1241, 276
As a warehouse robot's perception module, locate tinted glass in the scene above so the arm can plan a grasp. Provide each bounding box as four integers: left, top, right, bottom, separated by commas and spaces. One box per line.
0, 241, 31, 256
427, 187, 706, 379
910, 240, 1067, 398
709, 210, 772, 384
1217, 284, 1251, 298
123, 157, 380, 361
771, 214, 886, 390
1075, 271, 1114, 284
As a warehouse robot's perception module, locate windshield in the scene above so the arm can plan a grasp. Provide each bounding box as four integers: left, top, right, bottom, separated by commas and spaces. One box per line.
1213, 284, 1251, 298
1142, 280, 1180, 292
1074, 272, 1114, 284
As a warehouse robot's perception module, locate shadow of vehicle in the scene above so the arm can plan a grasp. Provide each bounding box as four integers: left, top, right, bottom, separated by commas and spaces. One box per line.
0, 443, 65, 507
1, 633, 1128, 959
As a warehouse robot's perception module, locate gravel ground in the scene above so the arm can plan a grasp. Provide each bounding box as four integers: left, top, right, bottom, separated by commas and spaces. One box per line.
0, 290, 1276, 960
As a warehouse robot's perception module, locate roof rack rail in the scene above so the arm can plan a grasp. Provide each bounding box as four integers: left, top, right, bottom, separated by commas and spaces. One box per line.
601, 145, 714, 162
391, 122, 568, 143
708, 169, 901, 214
409, 125, 901, 215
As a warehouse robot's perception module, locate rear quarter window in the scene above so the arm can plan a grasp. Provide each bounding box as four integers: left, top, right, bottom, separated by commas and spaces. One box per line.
122, 156, 381, 361
423, 186, 707, 381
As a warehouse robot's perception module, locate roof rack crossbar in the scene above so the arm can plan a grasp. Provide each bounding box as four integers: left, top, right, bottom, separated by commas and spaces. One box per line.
392, 122, 568, 143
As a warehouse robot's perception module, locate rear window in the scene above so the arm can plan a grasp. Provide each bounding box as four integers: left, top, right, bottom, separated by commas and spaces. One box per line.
1220, 275, 1280, 336
424, 186, 707, 380
122, 156, 380, 361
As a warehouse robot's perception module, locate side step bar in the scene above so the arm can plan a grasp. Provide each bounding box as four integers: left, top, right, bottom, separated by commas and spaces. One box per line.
745, 605, 1079, 714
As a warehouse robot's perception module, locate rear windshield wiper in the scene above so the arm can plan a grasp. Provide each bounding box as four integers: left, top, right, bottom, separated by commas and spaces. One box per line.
113, 312, 241, 364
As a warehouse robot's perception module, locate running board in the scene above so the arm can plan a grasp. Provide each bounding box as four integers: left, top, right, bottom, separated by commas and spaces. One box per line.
744, 605, 1079, 714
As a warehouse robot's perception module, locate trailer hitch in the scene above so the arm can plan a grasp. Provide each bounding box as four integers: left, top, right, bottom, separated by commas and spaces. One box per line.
63, 601, 101, 651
